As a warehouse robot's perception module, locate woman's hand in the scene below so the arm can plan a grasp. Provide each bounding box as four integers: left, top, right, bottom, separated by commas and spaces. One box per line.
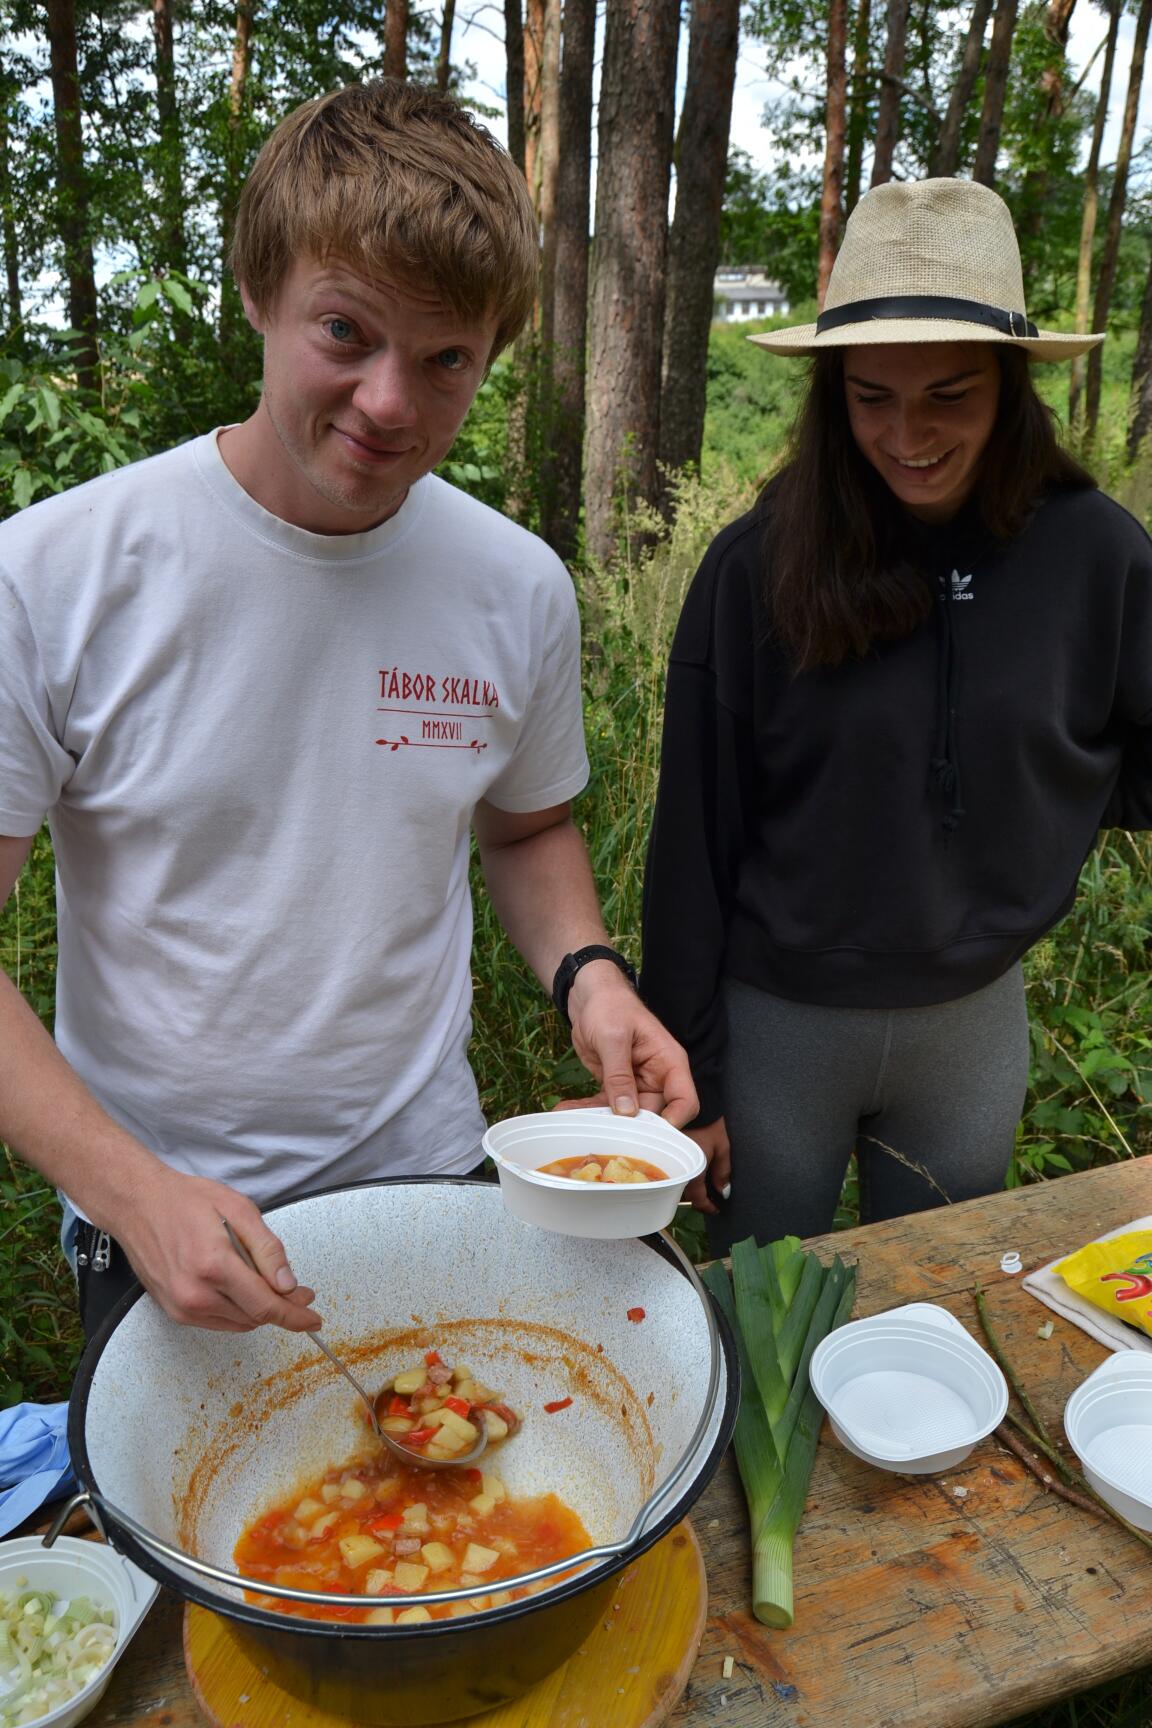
681, 1117, 731, 1215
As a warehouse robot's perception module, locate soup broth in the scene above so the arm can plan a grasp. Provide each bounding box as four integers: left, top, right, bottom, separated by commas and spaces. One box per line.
537, 1153, 667, 1184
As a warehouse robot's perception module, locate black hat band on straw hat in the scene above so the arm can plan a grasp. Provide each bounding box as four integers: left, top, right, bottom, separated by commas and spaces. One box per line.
815, 294, 1039, 339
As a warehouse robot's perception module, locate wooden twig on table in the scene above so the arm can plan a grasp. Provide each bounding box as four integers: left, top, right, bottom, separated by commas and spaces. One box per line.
994, 1422, 1152, 1554
994, 1424, 1102, 1517
973, 1282, 1052, 1442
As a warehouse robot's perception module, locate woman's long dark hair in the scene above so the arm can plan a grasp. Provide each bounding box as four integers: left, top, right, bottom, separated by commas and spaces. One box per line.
765, 347, 1096, 670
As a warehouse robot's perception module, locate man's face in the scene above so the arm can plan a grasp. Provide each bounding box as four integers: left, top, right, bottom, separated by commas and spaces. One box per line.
843, 342, 1001, 523
238, 257, 499, 534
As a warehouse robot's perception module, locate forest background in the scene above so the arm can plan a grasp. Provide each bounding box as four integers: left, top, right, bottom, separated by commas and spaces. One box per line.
2, 3, 1152, 1721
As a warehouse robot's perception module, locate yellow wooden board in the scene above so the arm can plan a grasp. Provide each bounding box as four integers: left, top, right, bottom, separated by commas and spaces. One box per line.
184, 1518, 706, 1728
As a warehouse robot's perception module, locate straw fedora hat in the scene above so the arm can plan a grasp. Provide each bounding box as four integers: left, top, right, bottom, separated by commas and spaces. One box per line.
749, 177, 1105, 362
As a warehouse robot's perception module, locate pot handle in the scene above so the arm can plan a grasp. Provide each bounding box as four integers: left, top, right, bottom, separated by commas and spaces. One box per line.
41, 1489, 110, 1547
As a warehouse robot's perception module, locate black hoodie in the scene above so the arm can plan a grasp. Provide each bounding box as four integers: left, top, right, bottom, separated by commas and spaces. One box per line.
640, 484, 1152, 1125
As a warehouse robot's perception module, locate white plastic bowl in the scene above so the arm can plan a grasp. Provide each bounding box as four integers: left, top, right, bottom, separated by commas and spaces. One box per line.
0, 1535, 158, 1728
809, 1302, 1008, 1474
483, 1108, 706, 1238
1064, 1352, 1152, 1530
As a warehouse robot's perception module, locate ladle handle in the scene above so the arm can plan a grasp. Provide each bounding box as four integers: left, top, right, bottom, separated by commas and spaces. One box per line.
219, 1217, 380, 1422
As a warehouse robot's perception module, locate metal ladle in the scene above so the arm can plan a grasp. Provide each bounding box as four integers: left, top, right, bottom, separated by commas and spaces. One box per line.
222, 1219, 487, 1470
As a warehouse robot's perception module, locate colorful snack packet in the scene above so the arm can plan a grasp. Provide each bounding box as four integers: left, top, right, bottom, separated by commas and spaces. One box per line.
1056, 1232, 1152, 1339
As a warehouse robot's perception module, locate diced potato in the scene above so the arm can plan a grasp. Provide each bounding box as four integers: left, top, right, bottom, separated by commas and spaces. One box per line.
393, 1561, 430, 1591
339, 1533, 387, 1570
278, 1521, 308, 1550
574, 1161, 602, 1182
425, 1433, 466, 1458
293, 1496, 326, 1523
395, 1606, 433, 1625
461, 1542, 500, 1575
309, 1509, 341, 1539
451, 1365, 474, 1384
401, 1502, 429, 1533
392, 1368, 427, 1395
320, 1483, 343, 1504
364, 1568, 393, 1594
492, 1537, 517, 1555
375, 1479, 401, 1503
439, 1408, 479, 1442
339, 1478, 367, 1502
420, 1542, 455, 1573
480, 1410, 508, 1441
470, 1493, 495, 1516
382, 1416, 414, 1434
448, 1599, 478, 1617
364, 1607, 394, 1625
603, 1157, 641, 1184
488, 1590, 512, 1608
481, 1474, 506, 1504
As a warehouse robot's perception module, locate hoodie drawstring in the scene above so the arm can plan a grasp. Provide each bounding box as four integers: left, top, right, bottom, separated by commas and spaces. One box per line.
929, 568, 965, 835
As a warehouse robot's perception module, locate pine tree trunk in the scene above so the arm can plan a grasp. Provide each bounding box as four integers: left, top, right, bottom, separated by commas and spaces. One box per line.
504, 0, 526, 173
931, 0, 994, 175
152, 0, 186, 275
1068, 0, 1120, 433
0, 80, 21, 342
1128, 249, 1152, 462
870, 0, 910, 185
537, 0, 561, 347
585, 0, 680, 565
523, 0, 544, 205
1018, 0, 1079, 235
541, 0, 594, 560
219, 0, 254, 353
43, 0, 99, 394
971, 0, 1019, 185
818, 0, 848, 306
844, 0, 872, 214
436, 0, 456, 90
658, 0, 740, 482
1085, 0, 1152, 441
384, 0, 409, 81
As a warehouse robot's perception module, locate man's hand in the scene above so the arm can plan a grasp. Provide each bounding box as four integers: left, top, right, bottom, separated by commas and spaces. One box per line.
559, 961, 699, 1127
682, 1116, 731, 1215
113, 1165, 321, 1333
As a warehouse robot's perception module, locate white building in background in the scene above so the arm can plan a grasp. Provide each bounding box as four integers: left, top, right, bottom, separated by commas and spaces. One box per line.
713, 267, 789, 323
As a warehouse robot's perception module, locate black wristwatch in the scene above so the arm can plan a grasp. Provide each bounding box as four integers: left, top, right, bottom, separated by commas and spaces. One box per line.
551, 944, 639, 1026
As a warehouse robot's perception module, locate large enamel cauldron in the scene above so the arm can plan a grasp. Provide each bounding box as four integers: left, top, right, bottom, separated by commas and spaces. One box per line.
69, 1179, 738, 1725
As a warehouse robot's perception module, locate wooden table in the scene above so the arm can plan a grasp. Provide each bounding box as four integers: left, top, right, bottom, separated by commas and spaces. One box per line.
67, 1156, 1152, 1728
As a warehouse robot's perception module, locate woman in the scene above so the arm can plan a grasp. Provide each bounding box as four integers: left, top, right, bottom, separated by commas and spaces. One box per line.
641, 177, 1152, 1254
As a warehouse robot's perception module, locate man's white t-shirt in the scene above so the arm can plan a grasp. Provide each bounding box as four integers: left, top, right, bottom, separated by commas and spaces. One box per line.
0, 432, 589, 1207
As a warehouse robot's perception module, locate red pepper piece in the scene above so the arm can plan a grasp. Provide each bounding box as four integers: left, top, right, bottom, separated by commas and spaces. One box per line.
425, 1349, 443, 1366
403, 1426, 438, 1446
543, 1397, 573, 1413
464, 1467, 483, 1483
627, 1307, 646, 1322
387, 1395, 411, 1417
368, 1512, 403, 1534
443, 1395, 471, 1417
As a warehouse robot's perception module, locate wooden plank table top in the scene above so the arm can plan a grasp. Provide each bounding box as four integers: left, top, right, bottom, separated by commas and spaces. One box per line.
68, 1155, 1152, 1728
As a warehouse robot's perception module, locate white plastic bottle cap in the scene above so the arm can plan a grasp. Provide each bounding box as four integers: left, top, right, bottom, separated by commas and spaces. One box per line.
1000, 1251, 1022, 1275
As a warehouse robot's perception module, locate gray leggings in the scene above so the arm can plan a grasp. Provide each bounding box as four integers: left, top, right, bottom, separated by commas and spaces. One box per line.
707, 965, 1030, 1256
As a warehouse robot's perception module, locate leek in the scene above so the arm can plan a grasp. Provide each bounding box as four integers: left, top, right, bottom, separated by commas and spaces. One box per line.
704, 1235, 856, 1628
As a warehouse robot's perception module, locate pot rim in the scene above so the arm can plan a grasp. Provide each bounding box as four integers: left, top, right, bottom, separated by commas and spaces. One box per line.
68, 1176, 738, 1640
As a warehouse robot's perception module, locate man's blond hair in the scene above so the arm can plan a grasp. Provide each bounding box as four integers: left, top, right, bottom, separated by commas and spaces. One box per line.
231, 79, 538, 358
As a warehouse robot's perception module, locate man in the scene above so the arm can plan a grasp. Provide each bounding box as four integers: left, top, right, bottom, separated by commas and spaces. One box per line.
0, 80, 695, 1341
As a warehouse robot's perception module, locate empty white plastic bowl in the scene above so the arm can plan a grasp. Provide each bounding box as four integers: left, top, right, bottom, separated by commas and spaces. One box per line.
1064, 1352, 1152, 1530
0, 1534, 158, 1728
809, 1302, 1009, 1474
482, 1108, 706, 1238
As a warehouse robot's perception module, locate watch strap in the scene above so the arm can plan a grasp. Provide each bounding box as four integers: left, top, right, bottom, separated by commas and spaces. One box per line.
551, 944, 638, 1025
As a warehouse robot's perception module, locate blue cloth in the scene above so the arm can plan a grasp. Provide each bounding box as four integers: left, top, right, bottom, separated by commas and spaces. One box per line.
0, 1402, 76, 1537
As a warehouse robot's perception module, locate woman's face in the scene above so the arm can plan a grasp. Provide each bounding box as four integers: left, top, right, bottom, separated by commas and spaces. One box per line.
843, 342, 1001, 522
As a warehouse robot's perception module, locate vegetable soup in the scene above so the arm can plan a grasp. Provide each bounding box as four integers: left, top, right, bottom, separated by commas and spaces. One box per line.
374, 1349, 520, 1463
537, 1153, 668, 1184
235, 1457, 589, 1625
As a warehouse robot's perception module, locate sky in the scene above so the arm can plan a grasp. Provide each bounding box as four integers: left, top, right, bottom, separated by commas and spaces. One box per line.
453, 3, 1152, 188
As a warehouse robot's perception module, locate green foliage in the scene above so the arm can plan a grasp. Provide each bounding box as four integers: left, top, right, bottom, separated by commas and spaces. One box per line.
720, 151, 821, 303
701, 305, 811, 485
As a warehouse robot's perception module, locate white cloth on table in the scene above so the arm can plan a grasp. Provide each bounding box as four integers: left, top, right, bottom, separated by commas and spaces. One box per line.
1022, 1212, 1152, 1354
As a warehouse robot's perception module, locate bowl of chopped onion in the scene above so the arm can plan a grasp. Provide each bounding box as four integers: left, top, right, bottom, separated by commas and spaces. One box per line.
0, 1535, 157, 1728
483, 1107, 707, 1237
